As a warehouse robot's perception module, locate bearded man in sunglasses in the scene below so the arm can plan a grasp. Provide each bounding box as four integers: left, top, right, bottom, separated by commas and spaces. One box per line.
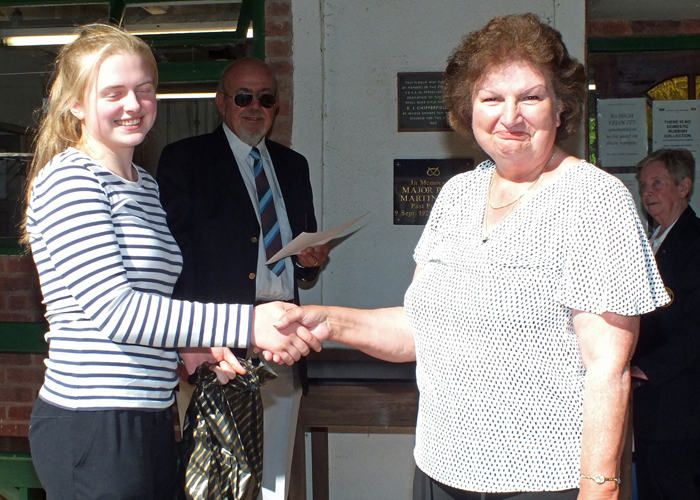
157, 58, 329, 500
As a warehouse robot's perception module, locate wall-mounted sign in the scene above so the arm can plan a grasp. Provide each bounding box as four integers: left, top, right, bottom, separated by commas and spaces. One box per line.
652, 100, 700, 165
397, 72, 451, 132
597, 98, 648, 172
394, 158, 473, 225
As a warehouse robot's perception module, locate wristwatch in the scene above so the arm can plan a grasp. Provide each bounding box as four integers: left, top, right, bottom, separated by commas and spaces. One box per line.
581, 473, 621, 485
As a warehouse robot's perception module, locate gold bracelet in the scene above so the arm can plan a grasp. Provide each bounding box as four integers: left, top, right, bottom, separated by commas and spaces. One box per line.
581, 473, 621, 485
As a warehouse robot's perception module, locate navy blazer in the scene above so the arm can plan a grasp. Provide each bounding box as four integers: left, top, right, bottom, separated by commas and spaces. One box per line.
633, 206, 700, 441
156, 125, 319, 305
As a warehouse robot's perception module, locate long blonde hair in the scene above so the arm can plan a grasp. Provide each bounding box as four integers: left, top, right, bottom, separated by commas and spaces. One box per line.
20, 23, 157, 247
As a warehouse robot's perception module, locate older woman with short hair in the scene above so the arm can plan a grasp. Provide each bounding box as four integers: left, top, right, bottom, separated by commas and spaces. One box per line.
277, 13, 668, 500
632, 148, 700, 500
635, 148, 695, 247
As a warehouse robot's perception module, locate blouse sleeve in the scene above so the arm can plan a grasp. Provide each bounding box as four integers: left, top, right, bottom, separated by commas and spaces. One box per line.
27, 160, 251, 349
413, 175, 462, 268
558, 172, 669, 316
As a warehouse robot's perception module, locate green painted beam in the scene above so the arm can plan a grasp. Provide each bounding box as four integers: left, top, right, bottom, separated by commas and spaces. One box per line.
140, 31, 246, 48
157, 60, 230, 83
234, 0, 259, 59
252, 0, 264, 60
236, 0, 253, 37
0, 486, 19, 500
0, 0, 104, 5
0, 238, 24, 256
109, 0, 125, 26
589, 35, 700, 53
0, 323, 48, 353
0, 456, 42, 489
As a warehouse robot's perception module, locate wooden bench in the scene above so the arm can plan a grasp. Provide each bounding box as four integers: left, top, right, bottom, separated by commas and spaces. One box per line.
0, 322, 47, 500
289, 350, 418, 500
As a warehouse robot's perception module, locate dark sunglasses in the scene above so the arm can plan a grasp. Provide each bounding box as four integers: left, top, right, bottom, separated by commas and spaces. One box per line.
222, 92, 278, 109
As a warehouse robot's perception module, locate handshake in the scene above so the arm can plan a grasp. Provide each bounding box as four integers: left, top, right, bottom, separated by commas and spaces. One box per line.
180, 302, 329, 384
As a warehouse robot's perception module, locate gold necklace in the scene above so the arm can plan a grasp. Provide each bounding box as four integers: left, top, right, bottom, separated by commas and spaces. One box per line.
482, 147, 557, 243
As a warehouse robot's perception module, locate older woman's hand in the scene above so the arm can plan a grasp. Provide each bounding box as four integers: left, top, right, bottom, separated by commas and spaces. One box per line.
252, 301, 323, 364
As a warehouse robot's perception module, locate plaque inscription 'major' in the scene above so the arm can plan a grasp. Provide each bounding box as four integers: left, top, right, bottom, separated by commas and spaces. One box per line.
394, 159, 473, 225
397, 72, 451, 132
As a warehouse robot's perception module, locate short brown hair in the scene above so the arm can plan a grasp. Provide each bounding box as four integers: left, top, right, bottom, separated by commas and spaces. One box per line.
443, 13, 586, 141
636, 148, 695, 200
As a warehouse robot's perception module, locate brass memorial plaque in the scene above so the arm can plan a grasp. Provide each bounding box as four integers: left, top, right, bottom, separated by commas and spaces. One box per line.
394, 159, 473, 225
397, 72, 451, 132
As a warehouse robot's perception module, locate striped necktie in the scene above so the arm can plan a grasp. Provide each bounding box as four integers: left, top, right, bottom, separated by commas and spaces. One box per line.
250, 147, 285, 276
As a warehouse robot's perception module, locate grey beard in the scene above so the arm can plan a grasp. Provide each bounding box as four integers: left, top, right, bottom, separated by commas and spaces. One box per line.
239, 129, 266, 147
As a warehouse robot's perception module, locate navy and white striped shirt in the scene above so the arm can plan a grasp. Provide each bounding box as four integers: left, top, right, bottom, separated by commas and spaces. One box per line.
27, 148, 252, 410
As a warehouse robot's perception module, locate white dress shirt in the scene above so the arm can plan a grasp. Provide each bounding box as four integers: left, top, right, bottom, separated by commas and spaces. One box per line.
222, 124, 295, 301
649, 219, 677, 255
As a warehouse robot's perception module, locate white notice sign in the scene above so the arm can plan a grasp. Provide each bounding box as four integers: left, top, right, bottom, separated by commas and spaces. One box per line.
652, 100, 700, 164
597, 98, 648, 168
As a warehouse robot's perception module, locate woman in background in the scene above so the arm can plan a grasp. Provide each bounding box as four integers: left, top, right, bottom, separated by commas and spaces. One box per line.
633, 149, 700, 500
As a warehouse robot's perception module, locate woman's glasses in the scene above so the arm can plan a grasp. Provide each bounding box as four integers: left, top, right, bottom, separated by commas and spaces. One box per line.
222, 92, 278, 109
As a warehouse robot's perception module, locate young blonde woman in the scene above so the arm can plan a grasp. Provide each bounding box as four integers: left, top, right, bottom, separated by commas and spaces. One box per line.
23, 24, 318, 499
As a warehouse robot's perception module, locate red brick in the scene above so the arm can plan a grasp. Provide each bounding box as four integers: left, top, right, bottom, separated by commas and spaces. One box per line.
0, 312, 35, 322
587, 20, 631, 37
266, 2, 290, 18
682, 19, 700, 34
0, 388, 34, 403
7, 368, 45, 385
27, 303, 46, 319
268, 60, 292, 78
7, 405, 33, 421
31, 354, 48, 367
276, 99, 292, 117
0, 423, 30, 436
8, 295, 30, 311
630, 20, 682, 36
265, 40, 292, 58
269, 118, 292, 146
0, 277, 34, 292
276, 77, 291, 97
1, 288, 44, 316
0, 309, 45, 322
4, 257, 36, 274
265, 21, 290, 38
0, 354, 33, 367
0, 371, 5, 384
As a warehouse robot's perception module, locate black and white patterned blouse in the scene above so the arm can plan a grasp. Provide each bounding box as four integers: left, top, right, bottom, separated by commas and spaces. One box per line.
404, 159, 668, 492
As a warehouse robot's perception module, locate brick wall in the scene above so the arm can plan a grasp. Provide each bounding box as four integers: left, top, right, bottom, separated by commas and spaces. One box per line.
266, 0, 294, 147
588, 19, 700, 37
0, 255, 43, 324
0, 0, 295, 438
0, 255, 45, 437
0, 353, 45, 436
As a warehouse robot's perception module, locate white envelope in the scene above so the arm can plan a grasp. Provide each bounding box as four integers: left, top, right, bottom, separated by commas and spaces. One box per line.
265, 214, 366, 264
